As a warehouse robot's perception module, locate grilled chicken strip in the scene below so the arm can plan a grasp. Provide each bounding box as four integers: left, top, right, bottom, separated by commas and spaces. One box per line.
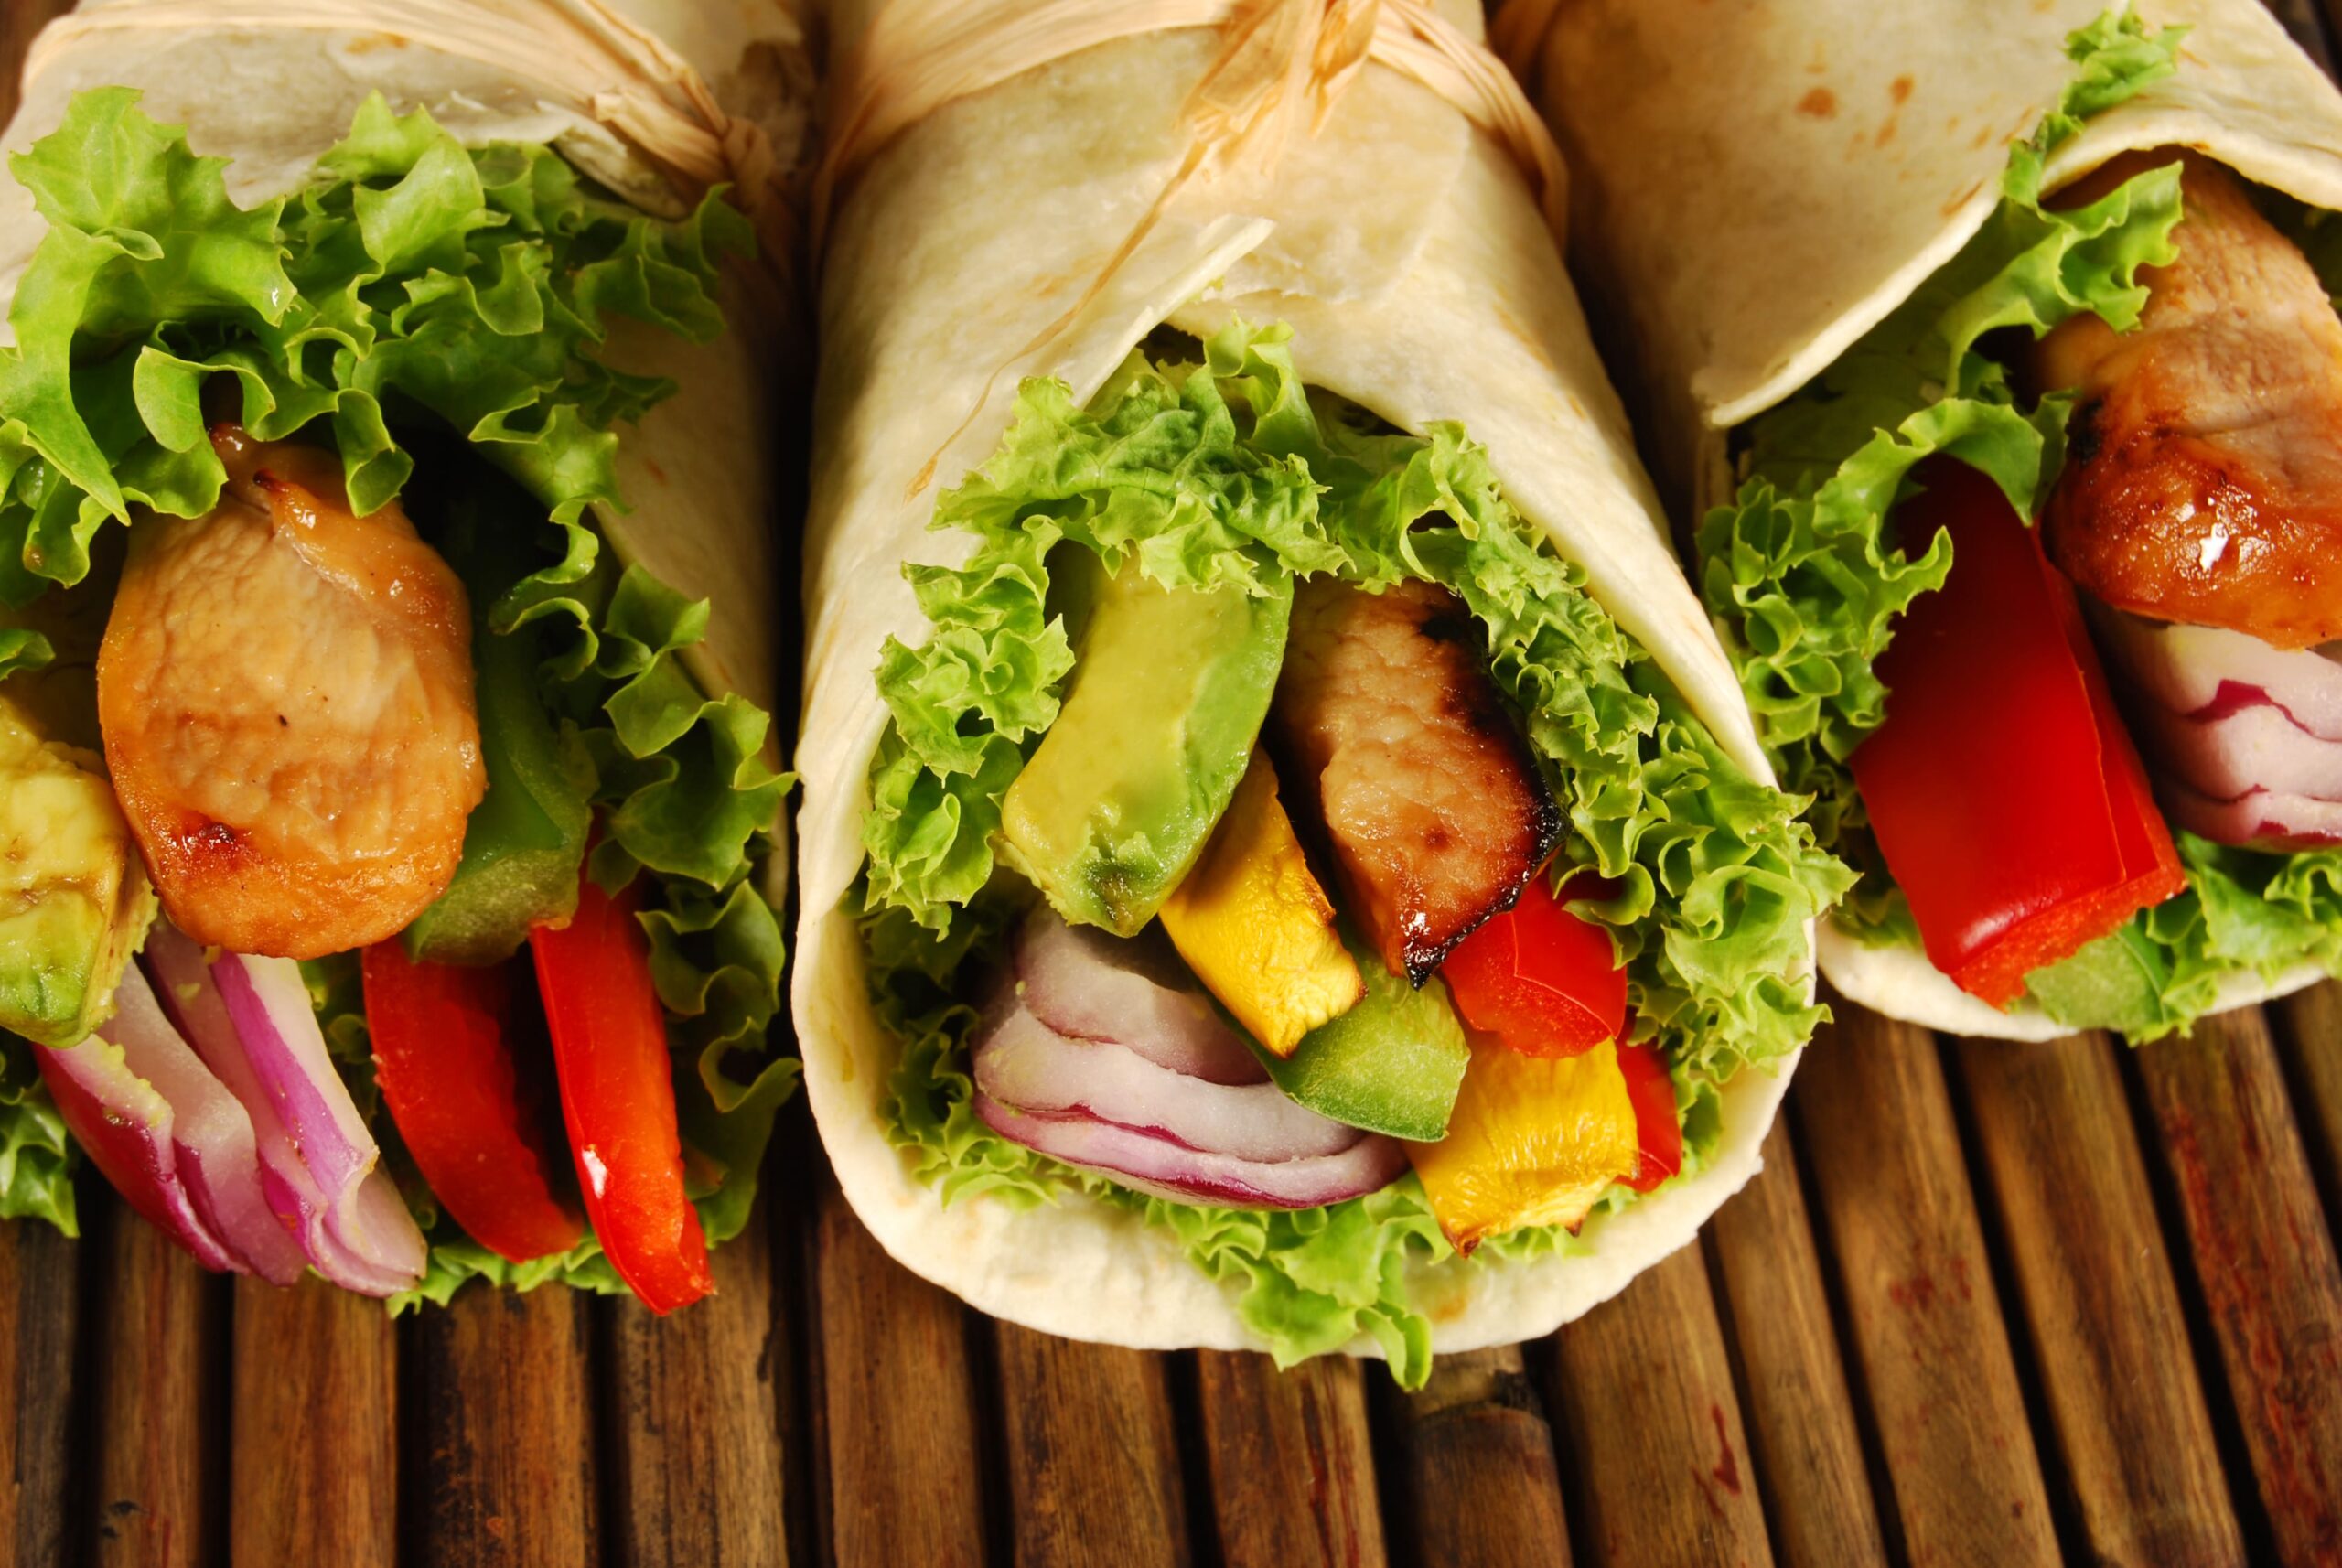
1271, 578, 1559, 984
2037, 150, 2342, 650
98, 427, 484, 959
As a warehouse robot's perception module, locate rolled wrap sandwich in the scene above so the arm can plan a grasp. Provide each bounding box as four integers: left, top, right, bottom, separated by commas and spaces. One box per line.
0, 0, 805, 1310
793, 0, 1844, 1381
1509, 2, 2342, 1042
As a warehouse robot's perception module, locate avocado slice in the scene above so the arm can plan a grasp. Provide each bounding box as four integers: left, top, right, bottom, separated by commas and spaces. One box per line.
999, 554, 1291, 937
1250, 926, 1469, 1142
0, 692, 156, 1046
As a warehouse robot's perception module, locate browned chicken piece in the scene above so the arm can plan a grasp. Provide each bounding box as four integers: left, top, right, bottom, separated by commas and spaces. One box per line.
98, 427, 484, 959
1270, 577, 1559, 984
2037, 150, 2342, 650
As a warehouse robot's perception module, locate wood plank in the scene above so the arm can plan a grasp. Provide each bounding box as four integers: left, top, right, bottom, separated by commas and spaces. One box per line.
1793, 1004, 2058, 1568
813, 1178, 986, 1568
414, 1285, 596, 1568
1195, 1351, 1385, 1568
1704, 1122, 1886, 1568
89, 1206, 224, 1568
994, 1326, 1189, 1568
228, 1275, 396, 1563
1951, 1031, 2244, 1567
1549, 1244, 1772, 1568
2270, 981, 2342, 1220
2133, 1006, 2342, 1565
1386, 1346, 1571, 1568
0, 1205, 82, 1568
602, 1206, 789, 1568
0, 1, 75, 127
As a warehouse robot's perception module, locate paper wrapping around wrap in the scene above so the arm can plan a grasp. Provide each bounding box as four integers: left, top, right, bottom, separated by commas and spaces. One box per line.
3, 0, 807, 725
793, 2, 1809, 1358
1518, 0, 2342, 1036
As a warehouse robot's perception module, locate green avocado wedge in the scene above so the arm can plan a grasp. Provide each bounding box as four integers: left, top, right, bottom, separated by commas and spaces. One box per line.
1249, 925, 1469, 1142
998, 553, 1290, 937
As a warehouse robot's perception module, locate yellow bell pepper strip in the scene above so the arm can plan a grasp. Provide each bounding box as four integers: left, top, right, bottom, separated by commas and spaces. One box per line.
1159, 752, 1364, 1056
1405, 1034, 1640, 1253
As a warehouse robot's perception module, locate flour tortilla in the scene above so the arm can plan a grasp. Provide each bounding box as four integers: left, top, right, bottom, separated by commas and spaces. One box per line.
1522, 0, 2342, 1039
2, 0, 805, 733
793, 0, 1810, 1359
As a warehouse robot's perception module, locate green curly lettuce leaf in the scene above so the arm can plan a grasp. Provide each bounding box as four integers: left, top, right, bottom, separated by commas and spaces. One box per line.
0, 1032, 76, 1236
0, 89, 792, 1284
859, 319, 1838, 1380
1699, 10, 2187, 853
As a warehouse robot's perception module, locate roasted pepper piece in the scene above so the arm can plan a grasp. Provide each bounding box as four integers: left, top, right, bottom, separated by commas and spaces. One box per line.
1405, 1034, 1640, 1253
1160, 752, 1363, 1056
1439, 869, 1625, 1058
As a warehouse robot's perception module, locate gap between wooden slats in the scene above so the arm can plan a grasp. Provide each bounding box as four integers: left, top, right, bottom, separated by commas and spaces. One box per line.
2131, 1007, 2342, 1565
1792, 1002, 2059, 1568
1948, 1032, 2246, 1566
87, 1197, 228, 1568
1548, 1243, 1771, 1568
1380, 1345, 1571, 1568
1704, 1122, 1886, 1567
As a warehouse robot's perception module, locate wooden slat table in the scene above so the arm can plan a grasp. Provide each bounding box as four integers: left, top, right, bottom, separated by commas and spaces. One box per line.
7, 3, 2342, 1564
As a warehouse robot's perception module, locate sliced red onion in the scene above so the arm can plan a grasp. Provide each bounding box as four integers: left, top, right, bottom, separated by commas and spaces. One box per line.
2161, 778, 2342, 850
1015, 906, 1264, 1085
976, 1004, 1363, 1163
33, 1031, 241, 1273
146, 926, 424, 1296
2088, 601, 2342, 741
100, 964, 305, 1283
2128, 697, 2342, 803
974, 1091, 1406, 1209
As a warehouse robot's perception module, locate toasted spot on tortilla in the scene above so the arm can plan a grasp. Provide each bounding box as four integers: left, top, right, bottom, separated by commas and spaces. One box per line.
1941, 178, 1984, 218
1890, 75, 1914, 106
1797, 87, 1837, 120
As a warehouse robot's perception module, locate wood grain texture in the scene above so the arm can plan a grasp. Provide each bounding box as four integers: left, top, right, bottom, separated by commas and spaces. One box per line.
89, 1206, 223, 1568
0, 0, 74, 127
813, 1177, 986, 1568
1195, 1351, 1384, 1568
228, 1276, 396, 1565
1704, 1122, 1886, 1568
1951, 1032, 2244, 1568
602, 1206, 788, 1568
1549, 1243, 1771, 1568
2134, 1007, 2342, 1566
2271, 981, 2342, 1219
994, 1325, 1189, 1568
0, 1207, 81, 1568
414, 1285, 596, 1568
1793, 1006, 2058, 1568
1386, 1345, 1571, 1568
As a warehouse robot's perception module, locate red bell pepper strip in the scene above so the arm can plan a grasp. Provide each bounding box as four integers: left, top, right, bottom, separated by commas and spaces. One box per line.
1850, 462, 2185, 1005
530, 871, 712, 1314
360, 942, 584, 1264
1615, 1036, 1682, 1194
1439, 870, 1627, 1058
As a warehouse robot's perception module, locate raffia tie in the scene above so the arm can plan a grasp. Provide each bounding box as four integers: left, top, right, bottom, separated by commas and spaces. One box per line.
22, 0, 793, 272
816, 0, 1567, 248
820, 0, 1570, 499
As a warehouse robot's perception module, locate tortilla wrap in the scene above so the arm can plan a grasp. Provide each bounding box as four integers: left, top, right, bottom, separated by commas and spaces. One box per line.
4, 0, 805, 733
1516, 0, 2342, 1038
793, 0, 1812, 1358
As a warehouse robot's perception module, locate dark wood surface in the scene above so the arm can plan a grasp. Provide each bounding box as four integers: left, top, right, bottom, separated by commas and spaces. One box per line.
7, 2, 2342, 1564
